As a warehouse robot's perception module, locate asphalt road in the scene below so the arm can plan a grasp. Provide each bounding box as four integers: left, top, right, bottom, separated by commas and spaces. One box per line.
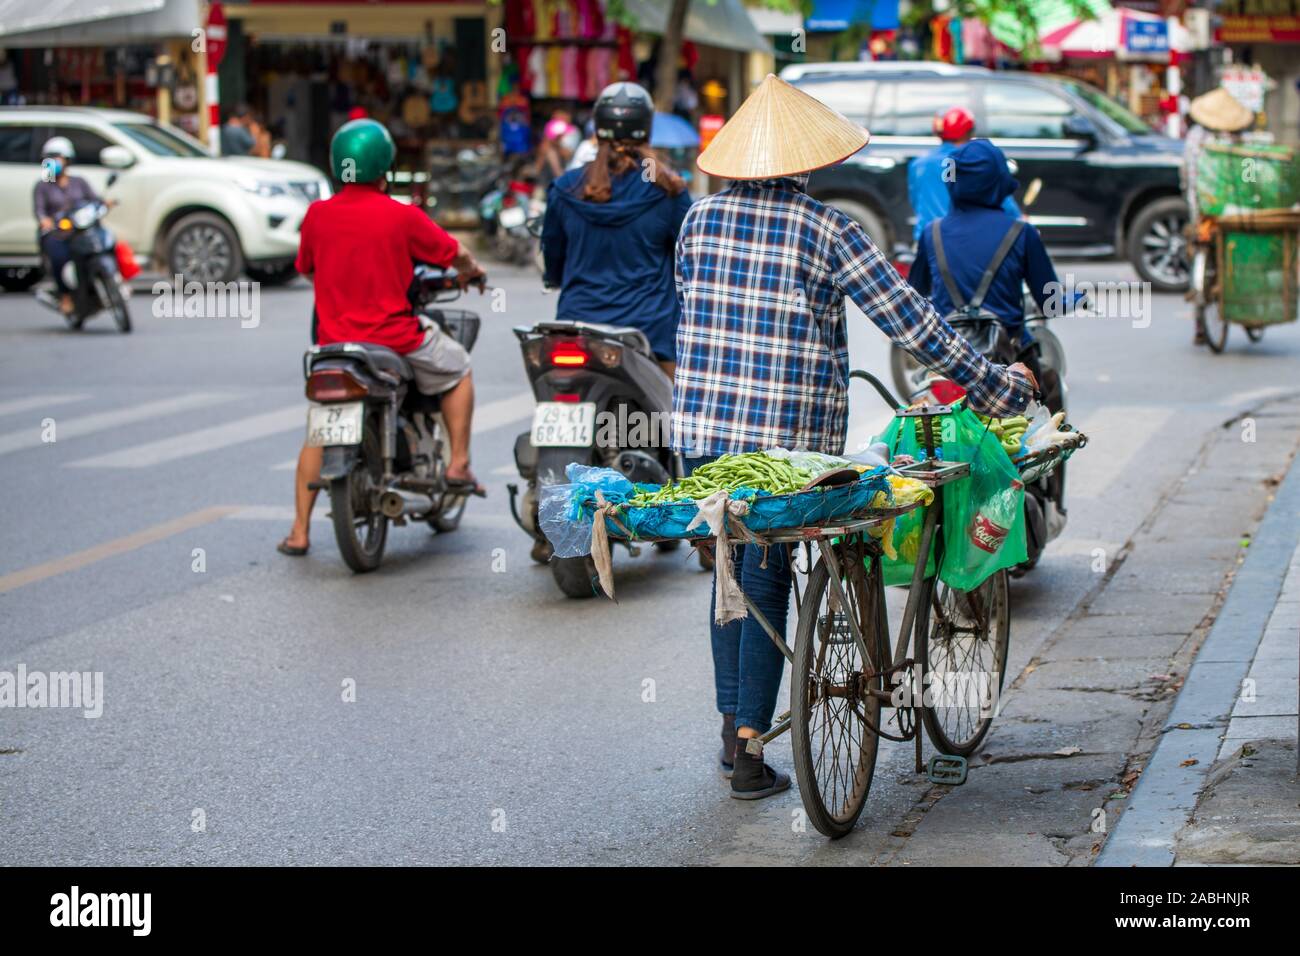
1, 256, 1297, 865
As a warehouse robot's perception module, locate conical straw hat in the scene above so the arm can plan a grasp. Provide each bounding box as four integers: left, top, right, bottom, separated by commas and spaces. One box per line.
697, 74, 870, 180
1189, 87, 1253, 133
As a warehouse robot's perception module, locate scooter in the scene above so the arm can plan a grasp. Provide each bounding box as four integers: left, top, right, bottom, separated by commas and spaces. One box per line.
34, 200, 130, 333
302, 265, 482, 573
480, 175, 543, 269
507, 319, 702, 598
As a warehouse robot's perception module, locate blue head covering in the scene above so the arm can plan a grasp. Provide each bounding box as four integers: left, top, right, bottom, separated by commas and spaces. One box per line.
947, 139, 1018, 211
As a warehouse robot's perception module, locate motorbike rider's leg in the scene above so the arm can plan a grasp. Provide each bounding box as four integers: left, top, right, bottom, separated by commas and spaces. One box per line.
40, 234, 74, 314
279, 441, 321, 556
439, 372, 480, 491
406, 326, 483, 494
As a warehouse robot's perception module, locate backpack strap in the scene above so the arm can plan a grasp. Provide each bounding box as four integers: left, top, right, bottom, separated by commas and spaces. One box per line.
968, 220, 1025, 310
930, 219, 966, 310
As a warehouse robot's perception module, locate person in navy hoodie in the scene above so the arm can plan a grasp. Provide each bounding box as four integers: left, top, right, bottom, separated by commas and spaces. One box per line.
542, 82, 692, 376
908, 138, 1065, 366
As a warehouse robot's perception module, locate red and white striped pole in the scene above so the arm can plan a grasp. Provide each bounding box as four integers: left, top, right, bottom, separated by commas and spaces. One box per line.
205, 3, 228, 155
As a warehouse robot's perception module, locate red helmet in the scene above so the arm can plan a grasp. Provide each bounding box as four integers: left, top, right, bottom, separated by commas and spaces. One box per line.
936, 106, 975, 142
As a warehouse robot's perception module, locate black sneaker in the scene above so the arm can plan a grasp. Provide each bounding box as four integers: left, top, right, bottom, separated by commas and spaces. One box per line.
719, 714, 737, 778
730, 738, 791, 800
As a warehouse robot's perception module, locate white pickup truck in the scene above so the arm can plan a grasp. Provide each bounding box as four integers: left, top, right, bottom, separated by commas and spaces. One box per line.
0, 106, 331, 290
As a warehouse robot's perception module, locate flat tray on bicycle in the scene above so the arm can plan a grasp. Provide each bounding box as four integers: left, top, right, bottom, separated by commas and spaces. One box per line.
897, 459, 970, 488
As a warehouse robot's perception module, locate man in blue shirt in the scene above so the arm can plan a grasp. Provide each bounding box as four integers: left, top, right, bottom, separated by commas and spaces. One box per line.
908, 106, 1019, 244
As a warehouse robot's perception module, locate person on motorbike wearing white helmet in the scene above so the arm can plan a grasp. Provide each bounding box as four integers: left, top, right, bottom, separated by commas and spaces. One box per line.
34, 136, 112, 314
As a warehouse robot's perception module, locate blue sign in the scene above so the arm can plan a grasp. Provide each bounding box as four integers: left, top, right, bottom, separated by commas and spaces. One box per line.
1124, 19, 1169, 54
806, 0, 900, 34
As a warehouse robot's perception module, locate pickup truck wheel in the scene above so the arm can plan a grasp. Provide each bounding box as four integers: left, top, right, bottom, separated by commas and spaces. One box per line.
0, 267, 42, 292
166, 212, 243, 284
826, 198, 892, 254
246, 262, 298, 286
1129, 197, 1190, 293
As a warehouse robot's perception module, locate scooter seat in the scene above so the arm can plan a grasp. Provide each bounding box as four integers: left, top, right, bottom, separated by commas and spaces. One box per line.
311, 342, 413, 381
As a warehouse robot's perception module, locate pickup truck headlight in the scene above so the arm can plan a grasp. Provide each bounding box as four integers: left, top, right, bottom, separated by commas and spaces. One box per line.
234, 177, 289, 199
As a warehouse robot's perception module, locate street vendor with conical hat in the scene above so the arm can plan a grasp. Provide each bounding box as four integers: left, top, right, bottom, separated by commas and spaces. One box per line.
673, 74, 1037, 800
1182, 85, 1254, 346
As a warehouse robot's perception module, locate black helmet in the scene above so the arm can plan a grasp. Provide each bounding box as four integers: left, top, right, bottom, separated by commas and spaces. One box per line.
593, 82, 653, 143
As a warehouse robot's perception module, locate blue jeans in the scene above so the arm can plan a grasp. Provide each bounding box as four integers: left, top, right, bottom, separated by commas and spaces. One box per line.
41, 233, 73, 293
686, 454, 793, 734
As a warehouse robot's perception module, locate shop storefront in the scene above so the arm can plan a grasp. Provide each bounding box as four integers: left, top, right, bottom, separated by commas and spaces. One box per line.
0, 0, 209, 135
1217, 0, 1300, 144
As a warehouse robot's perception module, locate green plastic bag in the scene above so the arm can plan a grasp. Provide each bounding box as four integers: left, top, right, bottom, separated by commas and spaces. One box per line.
878, 403, 1027, 590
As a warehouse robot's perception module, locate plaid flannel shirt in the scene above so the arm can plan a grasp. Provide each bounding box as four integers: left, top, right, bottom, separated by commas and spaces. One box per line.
672, 176, 1033, 456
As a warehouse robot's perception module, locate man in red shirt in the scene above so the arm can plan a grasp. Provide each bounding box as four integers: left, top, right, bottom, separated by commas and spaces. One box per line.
279, 119, 486, 556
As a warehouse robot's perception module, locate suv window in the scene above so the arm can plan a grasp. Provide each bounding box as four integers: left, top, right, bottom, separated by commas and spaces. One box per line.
0, 125, 36, 163
49, 125, 116, 165
872, 80, 976, 136
792, 78, 877, 126
983, 83, 1075, 139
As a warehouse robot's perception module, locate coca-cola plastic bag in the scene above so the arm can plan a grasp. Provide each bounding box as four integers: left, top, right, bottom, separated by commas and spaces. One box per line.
877, 401, 1027, 590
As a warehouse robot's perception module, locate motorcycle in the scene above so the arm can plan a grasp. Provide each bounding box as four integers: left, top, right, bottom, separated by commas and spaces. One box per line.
507, 318, 698, 598
35, 200, 130, 333
479, 175, 544, 270
302, 265, 482, 573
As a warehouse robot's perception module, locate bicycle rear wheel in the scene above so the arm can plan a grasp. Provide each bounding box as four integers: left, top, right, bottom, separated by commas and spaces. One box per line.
915, 570, 1010, 756
791, 549, 886, 839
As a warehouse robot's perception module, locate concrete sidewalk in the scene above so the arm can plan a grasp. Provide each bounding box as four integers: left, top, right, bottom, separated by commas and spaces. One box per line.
1171, 542, 1300, 865
1098, 421, 1300, 866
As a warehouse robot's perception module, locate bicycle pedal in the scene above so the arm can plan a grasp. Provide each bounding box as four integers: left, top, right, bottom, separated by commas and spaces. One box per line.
926, 754, 968, 786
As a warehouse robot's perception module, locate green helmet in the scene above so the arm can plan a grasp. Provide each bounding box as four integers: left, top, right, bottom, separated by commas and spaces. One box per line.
329, 119, 395, 185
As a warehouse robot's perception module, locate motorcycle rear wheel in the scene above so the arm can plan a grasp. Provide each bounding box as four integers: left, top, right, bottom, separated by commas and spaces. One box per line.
329, 427, 389, 573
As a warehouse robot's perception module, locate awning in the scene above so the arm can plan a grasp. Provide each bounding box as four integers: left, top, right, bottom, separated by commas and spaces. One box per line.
805, 0, 899, 34
989, 0, 1111, 53
0, 0, 200, 45
620, 0, 772, 54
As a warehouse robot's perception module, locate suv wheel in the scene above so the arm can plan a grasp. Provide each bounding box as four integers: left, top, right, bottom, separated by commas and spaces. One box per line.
827, 198, 893, 254
1128, 197, 1190, 293
166, 212, 244, 284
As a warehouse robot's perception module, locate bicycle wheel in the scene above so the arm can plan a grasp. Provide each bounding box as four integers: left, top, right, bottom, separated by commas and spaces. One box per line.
791, 549, 885, 839
916, 569, 1010, 757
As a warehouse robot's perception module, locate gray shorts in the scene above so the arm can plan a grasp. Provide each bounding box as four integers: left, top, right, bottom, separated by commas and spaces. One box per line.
406, 324, 470, 396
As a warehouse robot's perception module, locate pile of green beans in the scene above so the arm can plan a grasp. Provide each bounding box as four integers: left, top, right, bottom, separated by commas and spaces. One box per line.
626, 453, 814, 507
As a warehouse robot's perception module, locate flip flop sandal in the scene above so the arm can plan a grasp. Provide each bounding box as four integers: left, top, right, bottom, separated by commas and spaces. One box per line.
444, 478, 487, 498
277, 539, 308, 557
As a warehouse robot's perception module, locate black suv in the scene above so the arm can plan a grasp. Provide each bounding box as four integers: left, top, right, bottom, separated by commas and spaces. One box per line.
783, 62, 1190, 292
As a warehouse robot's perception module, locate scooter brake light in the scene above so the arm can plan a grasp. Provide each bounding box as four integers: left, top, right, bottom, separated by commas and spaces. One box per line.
553, 393, 581, 403
307, 368, 370, 402
550, 346, 588, 367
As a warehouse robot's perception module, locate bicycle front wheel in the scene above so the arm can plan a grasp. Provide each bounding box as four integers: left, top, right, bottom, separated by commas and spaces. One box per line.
791, 551, 885, 839
916, 570, 1010, 757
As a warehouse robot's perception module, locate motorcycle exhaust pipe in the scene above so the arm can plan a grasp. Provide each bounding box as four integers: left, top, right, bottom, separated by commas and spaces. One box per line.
380, 488, 435, 519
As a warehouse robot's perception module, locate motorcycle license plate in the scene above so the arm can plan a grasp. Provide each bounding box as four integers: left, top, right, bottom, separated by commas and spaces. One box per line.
498, 206, 527, 229
307, 402, 364, 447
531, 402, 596, 448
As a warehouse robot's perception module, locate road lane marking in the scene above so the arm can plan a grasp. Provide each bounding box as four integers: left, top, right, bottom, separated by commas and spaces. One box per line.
0, 392, 235, 456
0, 506, 238, 595
267, 390, 534, 471
69, 405, 307, 468
0, 394, 89, 418
1069, 404, 1174, 499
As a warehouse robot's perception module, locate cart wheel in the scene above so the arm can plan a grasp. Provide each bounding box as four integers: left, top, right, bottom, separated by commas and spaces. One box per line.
915, 570, 1010, 757
790, 552, 885, 839
1198, 297, 1229, 354
1245, 325, 1265, 344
